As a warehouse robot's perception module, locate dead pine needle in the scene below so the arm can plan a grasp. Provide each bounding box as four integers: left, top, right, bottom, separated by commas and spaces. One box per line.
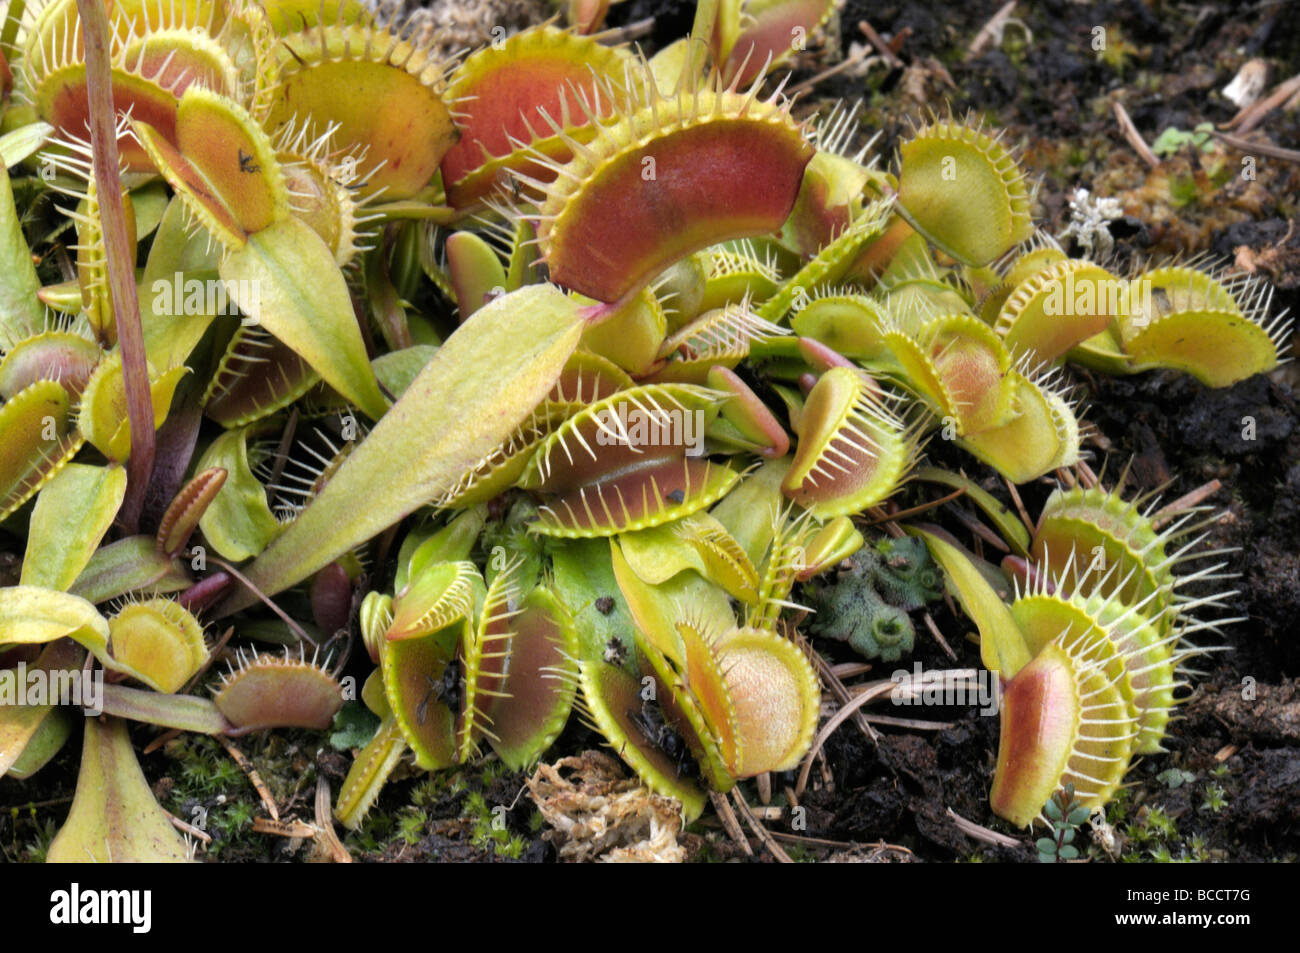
218, 736, 280, 821
1112, 100, 1161, 168
709, 791, 754, 856
730, 789, 794, 863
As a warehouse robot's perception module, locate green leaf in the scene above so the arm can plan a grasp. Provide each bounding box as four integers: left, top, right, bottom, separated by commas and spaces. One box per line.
218, 215, 388, 420
195, 426, 282, 561
398, 506, 486, 593
912, 528, 1031, 677
445, 230, 506, 320
140, 196, 222, 372
551, 537, 637, 664
0, 640, 84, 776
216, 283, 585, 615
1068, 807, 1092, 826
0, 585, 109, 652
617, 522, 708, 584
611, 538, 734, 666
1061, 828, 1076, 844
69, 535, 191, 604
21, 463, 127, 591
1058, 844, 1079, 860
130, 179, 172, 240
1036, 837, 1058, 853
47, 717, 192, 862
99, 684, 232, 735
1043, 798, 1063, 821
0, 164, 44, 351
0, 584, 189, 688
0, 121, 54, 167
330, 701, 381, 750
5, 707, 76, 779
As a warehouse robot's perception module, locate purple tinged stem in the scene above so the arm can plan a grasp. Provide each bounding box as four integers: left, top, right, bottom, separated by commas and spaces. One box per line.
75, 0, 155, 532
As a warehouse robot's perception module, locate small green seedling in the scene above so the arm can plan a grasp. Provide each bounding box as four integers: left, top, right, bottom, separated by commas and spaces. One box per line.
1037, 784, 1091, 863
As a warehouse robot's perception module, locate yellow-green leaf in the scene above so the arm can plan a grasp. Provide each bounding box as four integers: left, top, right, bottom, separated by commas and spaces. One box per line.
218, 216, 389, 420
21, 463, 127, 591
0, 165, 44, 351
140, 196, 222, 372
912, 528, 1030, 677
0, 121, 53, 167
0, 639, 84, 776
195, 426, 282, 562
47, 716, 192, 862
0, 585, 109, 653
217, 283, 585, 615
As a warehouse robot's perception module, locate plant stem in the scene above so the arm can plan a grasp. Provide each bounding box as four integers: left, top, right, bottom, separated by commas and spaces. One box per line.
0, 0, 27, 56
74, 0, 155, 532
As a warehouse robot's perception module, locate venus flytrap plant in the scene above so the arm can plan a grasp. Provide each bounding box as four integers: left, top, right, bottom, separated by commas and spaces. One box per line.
525, 61, 815, 307
0, 480, 344, 860
0, 0, 1293, 859
438, 23, 635, 211
920, 473, 1238, 829
334, 547, 579, 827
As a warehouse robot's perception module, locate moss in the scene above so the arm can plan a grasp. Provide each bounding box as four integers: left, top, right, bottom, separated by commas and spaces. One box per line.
1, 810, 58, 863
161, 735, 272, 860
1200, 784, 1228, 813
396, 808, 427, 846
173, 736, 244, 795
463, 790, 527, 859
782, 842, 820, 863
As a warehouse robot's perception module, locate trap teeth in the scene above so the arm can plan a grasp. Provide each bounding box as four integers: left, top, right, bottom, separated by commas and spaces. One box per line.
984, 479, 1233, 825
534, 74, 814, 304
212, 650, 344, 733
7, 1, 1282, 845
781, 366, 918, 519
990, 638, 1136, 827
264, 19, 458, 199
895, 115, 1033, 267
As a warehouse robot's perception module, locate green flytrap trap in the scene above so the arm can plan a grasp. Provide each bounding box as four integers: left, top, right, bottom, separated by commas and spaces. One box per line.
0, 0, 1290, 862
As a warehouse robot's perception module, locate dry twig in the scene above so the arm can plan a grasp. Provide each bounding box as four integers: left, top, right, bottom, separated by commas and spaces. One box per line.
1112, 100, 1161, 168
218, 736, 280, 821
730, 790, 793, 863
947, 807, 1023, 848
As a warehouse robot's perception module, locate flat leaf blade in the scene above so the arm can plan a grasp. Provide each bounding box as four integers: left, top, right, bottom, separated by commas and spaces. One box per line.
0, 585, 110, 652
21, 463, 127, 591
218, 216, 388, 419
912, 528, 1031, 677
0, 164, 44, 350
47, 716, 192, 862
217, 283, 585, 614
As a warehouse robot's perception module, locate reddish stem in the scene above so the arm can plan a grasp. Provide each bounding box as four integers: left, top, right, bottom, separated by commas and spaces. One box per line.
75, 0, 155, 532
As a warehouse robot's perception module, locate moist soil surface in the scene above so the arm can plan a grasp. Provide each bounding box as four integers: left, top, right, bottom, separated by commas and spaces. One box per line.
2, 0, 1297, 863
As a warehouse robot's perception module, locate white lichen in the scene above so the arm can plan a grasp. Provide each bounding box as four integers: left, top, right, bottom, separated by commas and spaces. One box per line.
1058, 187, 1124, 259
